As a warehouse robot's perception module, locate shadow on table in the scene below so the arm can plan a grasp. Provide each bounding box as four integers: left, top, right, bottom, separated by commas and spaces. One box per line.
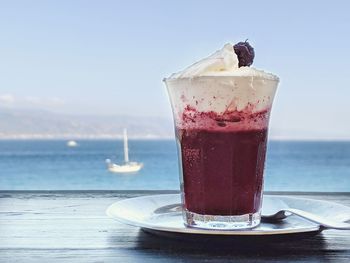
132, 229, 331, 262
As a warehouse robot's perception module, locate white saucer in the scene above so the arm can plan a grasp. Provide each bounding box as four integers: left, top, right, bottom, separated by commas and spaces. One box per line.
106, 194, 350, 236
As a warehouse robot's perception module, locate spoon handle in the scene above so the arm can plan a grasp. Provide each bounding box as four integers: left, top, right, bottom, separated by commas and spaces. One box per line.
285, 208, 350, 230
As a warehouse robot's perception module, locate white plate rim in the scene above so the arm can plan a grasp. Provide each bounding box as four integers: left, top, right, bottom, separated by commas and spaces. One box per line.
106, 194, 350, 236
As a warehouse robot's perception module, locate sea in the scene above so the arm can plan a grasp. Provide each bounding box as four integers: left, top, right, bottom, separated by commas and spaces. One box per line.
0, 140, 349, 192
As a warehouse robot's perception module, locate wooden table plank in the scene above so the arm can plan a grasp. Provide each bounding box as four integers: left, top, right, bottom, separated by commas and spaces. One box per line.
0, 191, 350, 262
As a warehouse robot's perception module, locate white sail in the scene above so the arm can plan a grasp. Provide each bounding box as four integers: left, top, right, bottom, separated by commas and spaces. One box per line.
123, 128, 129, 163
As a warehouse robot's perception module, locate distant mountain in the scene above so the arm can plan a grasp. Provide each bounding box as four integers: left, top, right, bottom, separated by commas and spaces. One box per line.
0, 108, 174, 139
1, 107, 347, 141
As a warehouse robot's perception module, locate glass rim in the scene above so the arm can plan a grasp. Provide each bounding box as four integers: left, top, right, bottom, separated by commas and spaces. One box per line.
163, 75, 279, 83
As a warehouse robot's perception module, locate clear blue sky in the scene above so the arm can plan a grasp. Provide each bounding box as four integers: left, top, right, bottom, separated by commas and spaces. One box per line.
0, 0, 350, 139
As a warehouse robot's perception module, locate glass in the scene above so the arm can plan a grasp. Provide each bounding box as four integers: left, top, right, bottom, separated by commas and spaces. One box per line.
164, 76, 279, 229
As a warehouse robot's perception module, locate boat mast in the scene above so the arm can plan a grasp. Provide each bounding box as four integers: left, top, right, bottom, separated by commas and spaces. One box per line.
123, 128, 129, 163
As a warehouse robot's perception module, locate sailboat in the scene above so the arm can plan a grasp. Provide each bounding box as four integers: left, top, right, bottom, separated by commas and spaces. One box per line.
105, 129, 143, 173
67, 140, 78, 147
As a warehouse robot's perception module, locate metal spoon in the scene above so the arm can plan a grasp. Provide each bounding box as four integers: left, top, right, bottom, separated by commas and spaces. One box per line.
262, 199, 350, 230
263, 208, 350, 230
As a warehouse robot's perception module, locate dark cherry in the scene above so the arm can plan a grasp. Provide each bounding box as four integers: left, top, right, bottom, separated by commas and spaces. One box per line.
233, 41, 255, 67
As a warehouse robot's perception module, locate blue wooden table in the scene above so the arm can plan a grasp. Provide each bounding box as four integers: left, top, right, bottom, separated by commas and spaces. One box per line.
1, 191, 349, 262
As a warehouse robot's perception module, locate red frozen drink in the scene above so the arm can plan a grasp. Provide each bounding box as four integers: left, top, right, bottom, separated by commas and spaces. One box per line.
165, 42, 279, 229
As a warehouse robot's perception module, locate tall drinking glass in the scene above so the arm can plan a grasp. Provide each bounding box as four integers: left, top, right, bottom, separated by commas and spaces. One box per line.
164, 75, 279, 229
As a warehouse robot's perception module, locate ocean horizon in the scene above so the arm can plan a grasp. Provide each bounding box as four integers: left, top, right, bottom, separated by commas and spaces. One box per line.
0, 139, 349, 192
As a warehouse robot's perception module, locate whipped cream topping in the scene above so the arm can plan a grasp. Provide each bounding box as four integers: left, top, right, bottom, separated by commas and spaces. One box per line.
168, 43, 278, 81
164, 43, 279, 127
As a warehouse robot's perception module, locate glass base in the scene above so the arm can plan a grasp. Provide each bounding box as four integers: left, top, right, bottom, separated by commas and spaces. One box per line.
183, 209, 261, 230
